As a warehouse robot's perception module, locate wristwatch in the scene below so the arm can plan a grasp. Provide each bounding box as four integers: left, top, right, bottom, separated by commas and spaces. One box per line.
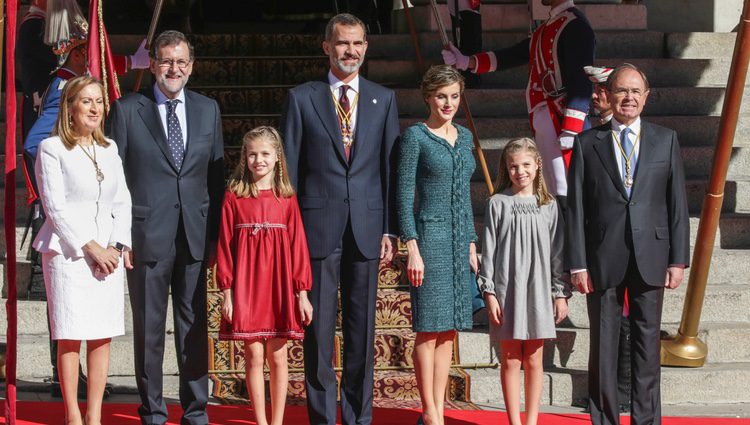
111, 242, 125, 253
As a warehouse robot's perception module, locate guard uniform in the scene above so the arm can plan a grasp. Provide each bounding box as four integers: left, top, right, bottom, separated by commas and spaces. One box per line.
471, 0, 595, 197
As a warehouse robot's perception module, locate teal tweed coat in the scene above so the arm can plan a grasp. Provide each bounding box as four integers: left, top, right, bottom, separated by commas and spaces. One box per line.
396, 123, 477, 332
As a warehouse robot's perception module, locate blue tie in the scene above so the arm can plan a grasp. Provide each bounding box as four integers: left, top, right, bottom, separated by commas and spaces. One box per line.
620, 127, 635, 195
166, 99, 185, 170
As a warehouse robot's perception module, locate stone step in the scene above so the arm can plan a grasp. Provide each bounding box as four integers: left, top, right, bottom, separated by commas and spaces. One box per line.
480, 212, 744, 250
471, 176, 750, 215
190, 85, 749, 117
465, 143, 750, 182
667, 33, 738, 60
185, 56, 740, 88
392, 3, 647, 32
220, 114, 750, 149
564, 283, 750, 329
367, 31, 667, 61
459, 321, 750, 370
466, 361, 750, 406
369, 57, 739, 88
190, 56, 328, 86
15, 332, 179, 378
392, 87, 750, 117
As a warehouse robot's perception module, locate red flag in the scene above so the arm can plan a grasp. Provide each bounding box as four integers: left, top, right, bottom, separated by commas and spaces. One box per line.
88, 0, 121, 110
4, 0, 20, 423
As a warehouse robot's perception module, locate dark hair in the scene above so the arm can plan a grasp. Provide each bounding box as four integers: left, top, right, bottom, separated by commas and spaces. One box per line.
606, 63, 650, 91
420, 64, 465, 100
325, 13, 367, 41
150, 30, 194, 60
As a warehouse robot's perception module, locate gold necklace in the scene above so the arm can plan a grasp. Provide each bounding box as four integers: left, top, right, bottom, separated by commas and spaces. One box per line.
611, 129, 640, 188
331, 90, 359, 148
79, 142, 105, 182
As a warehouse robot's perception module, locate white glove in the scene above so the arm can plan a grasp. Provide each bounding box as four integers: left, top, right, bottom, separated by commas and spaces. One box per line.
558, 131, 576, 150
129, 39, 150, 70
441, 43, 470, 71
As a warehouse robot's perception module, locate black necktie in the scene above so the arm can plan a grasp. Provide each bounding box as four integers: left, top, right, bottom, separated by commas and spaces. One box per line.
166, 99, 184, 170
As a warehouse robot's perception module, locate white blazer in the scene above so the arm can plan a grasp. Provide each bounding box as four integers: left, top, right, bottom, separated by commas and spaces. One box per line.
33, 136, 132, 258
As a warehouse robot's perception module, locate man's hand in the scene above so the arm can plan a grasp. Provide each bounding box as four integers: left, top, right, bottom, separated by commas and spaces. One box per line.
124, 250, 134, 270
380, 235, 396, 265
484, 293, 503, 326
205, 244, 217, 267
664, 266, 685, 289
558, 130, 576, 150
441, 43, 470, 71
571, 270, 593, 294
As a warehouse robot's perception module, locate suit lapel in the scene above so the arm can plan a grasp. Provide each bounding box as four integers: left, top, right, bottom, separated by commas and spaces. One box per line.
350, 78, 373, 167
137, 92, 179, 173
183, 90, 201, 172
310, 81, 348, 167
593, 126, 629, 200
630, 121, 656, 199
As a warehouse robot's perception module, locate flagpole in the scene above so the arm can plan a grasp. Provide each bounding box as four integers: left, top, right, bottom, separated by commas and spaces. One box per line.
428, 0, 493, 194
133, 0, 165, 92
3, 0, 19, 423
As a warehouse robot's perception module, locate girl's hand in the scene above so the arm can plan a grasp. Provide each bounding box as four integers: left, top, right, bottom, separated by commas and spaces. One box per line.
83, 240, 119, 276
484, 293, 503, 326
554, 297, 569, 324
469, 242, 478, 274
221, 289, 233, 324
297, 291, 313, 326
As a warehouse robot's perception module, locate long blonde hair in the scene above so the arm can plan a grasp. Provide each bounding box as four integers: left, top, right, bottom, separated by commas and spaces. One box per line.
494, 137, 554, 205
228, 126, 295, 198
51, 75, 109, 150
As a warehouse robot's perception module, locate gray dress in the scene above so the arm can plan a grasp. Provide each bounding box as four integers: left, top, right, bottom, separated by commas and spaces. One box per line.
396, 123, 477, 332
477, 193, 571, 341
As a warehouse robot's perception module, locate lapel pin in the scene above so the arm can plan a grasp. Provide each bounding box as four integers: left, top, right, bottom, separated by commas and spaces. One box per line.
372, 98, 377, 104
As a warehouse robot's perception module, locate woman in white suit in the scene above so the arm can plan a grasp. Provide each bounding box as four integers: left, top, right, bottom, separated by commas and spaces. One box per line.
33, 75, 132, 425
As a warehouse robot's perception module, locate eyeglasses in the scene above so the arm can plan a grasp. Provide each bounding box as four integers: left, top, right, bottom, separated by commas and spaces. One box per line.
610, 88, 647, 98
155, 58, 192, 69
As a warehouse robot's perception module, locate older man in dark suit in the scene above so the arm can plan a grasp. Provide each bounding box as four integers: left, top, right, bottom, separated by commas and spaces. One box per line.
567, 63, 690, 425
280, 13, 400, 425
106, 30, 224, 425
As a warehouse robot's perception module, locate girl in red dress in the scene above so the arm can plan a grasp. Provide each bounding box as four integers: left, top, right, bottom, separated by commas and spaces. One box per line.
216, 126, 313, 425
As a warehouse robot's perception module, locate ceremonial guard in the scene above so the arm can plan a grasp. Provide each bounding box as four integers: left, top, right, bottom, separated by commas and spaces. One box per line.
443, 0, 595, 206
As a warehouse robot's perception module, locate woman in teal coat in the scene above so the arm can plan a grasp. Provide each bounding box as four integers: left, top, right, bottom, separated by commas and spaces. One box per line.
396, 65, 478, 425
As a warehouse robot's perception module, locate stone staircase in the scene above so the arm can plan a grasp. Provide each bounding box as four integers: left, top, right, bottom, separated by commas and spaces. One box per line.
2, 2, 750, 411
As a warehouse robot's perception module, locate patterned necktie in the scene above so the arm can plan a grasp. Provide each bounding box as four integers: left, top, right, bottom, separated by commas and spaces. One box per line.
339, 85, 351, 159
166, 99, 185, 170
620, 127, 634, 195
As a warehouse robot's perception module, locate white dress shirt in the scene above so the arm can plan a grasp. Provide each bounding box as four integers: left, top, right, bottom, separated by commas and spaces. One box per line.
154, 85, 188, 148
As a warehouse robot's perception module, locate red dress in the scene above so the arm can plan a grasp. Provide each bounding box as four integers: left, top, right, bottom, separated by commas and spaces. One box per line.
216, 189, 313, 340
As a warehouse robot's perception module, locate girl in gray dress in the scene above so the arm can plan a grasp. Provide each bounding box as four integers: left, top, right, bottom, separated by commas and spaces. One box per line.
477, 138, 571, 425
397, 65, 478, 425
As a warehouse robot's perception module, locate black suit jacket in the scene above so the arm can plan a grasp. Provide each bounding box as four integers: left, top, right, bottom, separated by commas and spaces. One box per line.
106, 87, 224, 262
281, 77, 400, 260
566, 120, 690, 289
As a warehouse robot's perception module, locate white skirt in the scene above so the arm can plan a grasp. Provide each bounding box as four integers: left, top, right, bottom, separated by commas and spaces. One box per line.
42, 251, 125, 340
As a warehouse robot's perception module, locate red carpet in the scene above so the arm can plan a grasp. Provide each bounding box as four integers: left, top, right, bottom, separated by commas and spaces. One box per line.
1, 402, 748, 424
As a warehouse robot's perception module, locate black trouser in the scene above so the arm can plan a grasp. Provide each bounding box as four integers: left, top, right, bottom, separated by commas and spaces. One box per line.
304, 221, 379, 425
587, 260, 664, 425
128, 220, 208, 425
